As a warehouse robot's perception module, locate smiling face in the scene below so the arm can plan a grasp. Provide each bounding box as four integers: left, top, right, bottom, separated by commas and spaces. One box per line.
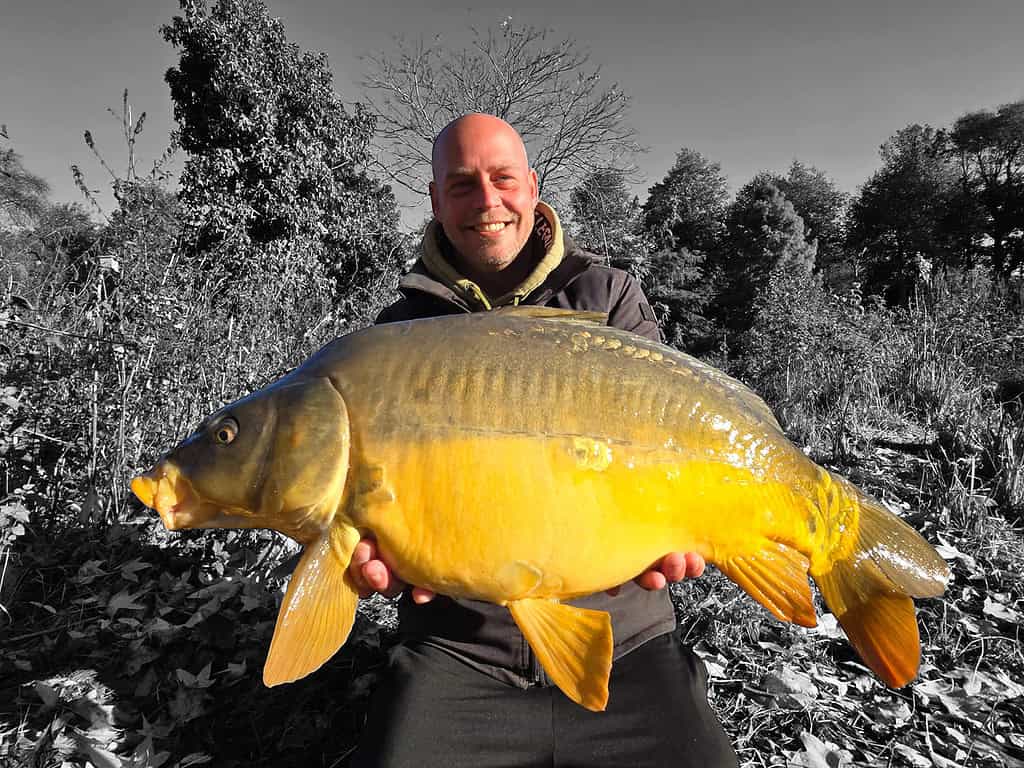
429, 114, 540, 277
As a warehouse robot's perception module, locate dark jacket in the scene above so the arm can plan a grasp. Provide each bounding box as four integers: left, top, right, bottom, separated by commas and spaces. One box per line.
375, 203, 676, 689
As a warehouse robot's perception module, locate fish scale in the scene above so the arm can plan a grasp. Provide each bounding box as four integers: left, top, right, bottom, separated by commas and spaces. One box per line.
131, 306, 950, 712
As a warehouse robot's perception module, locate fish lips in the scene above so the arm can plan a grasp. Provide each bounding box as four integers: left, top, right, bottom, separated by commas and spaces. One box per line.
131, 463, 203, 531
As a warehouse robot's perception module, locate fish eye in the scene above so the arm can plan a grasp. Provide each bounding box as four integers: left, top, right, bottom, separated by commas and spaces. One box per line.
213, 417, 238, 445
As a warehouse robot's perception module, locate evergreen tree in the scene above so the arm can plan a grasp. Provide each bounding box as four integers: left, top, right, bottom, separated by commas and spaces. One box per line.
718, 179, 817, 331
162, 0, 403, 318
641, 148, 728, 255
772, 161, 848, 280
642, 246, 715, 352
637, 149, 729, 349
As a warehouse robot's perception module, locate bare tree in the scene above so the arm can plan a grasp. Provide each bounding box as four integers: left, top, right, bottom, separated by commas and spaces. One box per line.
362, 19, 641, 202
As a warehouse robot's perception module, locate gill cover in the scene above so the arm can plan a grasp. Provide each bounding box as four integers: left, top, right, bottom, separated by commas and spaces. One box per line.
132, 375, 352, 544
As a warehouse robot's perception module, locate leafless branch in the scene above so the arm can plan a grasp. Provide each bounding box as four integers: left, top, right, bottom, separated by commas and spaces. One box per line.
361, 20, 641, 202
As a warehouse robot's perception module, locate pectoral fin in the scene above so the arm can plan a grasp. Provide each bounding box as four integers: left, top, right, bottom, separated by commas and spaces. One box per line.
508, 599, 613, 712
264, 521, 361, 686
716, 540, 817, 627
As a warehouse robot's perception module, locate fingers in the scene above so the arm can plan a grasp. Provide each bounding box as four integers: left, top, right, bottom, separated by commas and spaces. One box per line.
363, 558, 402, 597
632, 552, 706, 591
349, 538, 406, 599
634, 569, 668, 591
660, 551, 706, 581
349, 539, 375, 598
411, 587, 436, 604
350, 538, 706, 601
683, 551, 706, 579
658, 551, 688, 582
349, 538, 435, 602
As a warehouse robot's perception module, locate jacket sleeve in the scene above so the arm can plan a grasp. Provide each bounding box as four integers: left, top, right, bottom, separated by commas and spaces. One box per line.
374, 299, 412, 325
607, 274, 662, 343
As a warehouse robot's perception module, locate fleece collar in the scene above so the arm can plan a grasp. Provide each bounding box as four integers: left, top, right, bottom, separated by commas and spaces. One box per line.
419, 201, 566, 310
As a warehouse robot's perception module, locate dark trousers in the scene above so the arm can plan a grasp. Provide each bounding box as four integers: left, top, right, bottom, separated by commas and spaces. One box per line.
350, 631, 738, 768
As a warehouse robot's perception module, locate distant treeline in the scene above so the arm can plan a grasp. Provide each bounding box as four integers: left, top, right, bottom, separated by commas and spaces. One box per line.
566, 102, 1024, 354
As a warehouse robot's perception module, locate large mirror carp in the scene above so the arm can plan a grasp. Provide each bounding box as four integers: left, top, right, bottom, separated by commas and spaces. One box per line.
132, 307, 950, 711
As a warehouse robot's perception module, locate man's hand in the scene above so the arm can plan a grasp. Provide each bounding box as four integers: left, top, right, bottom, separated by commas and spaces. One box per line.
350, 539, 704, 602
349, 537, 436, 604
607, 552, 706, 596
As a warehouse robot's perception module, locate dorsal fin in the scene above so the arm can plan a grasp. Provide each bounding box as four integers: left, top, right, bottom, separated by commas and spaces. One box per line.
491, 306, 609, 325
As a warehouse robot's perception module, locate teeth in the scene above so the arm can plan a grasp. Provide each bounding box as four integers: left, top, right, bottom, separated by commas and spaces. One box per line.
476, 222, 507, 232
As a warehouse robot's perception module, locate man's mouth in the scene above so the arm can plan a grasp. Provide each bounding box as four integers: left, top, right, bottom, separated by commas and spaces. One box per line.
469, 221, 512, 233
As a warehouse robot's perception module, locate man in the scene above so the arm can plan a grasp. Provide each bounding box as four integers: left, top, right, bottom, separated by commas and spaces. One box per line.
348, 114, 738, 767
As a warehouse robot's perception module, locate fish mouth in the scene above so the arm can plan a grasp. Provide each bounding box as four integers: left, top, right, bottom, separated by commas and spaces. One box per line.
131, 462, 202, 531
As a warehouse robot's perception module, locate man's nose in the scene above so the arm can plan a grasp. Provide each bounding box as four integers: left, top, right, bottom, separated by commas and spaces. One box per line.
473, 179, 502, 209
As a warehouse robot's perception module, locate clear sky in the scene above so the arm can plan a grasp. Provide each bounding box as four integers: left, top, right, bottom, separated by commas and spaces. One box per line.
2, 0, 1022, 223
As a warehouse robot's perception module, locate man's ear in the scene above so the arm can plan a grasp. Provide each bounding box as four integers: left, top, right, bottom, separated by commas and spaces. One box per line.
429, 181, 439, 217
528, 168, 539, 203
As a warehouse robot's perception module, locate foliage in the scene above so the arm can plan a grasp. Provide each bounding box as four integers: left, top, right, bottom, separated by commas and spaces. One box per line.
0, 522, 389, 768
163, 0, 405, 309
721, 265, 1024, 766
737, 264, 1023, 466
1, 126, 51, 228
641, 147, 729, 256
755, 161, 849, 282
3, 27, 1024, 768
567, 169, 646, 273
641, 247, 716, 352
847, 124, 976, 304
1, 85, 407, 767
946, 99, 1024, 279
636, 148, 731, 350
736, 270, 883, 456
362, 18, 640, 201
717, 180, 817, 333
847, 101, 1024, 304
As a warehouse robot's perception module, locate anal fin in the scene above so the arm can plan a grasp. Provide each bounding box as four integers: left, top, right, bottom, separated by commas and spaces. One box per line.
508, 599, 613, 712
716, 540, 817, 627
264, 521, 361, 686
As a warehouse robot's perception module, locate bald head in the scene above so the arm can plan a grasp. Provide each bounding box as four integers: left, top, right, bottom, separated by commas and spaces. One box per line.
431, 114, 528, 180
428, 113, 540, 289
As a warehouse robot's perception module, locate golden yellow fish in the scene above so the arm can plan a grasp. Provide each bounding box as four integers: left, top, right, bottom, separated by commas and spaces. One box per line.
131, 307, 950, 711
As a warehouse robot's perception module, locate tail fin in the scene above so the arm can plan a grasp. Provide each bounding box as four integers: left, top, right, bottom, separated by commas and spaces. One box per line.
815, 480, 950, 688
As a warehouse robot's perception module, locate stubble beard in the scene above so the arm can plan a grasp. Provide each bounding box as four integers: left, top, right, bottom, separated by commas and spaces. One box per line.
462, 224, 532, 273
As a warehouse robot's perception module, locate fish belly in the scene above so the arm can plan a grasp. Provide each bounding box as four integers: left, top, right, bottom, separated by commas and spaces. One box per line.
346, 429, 820, 605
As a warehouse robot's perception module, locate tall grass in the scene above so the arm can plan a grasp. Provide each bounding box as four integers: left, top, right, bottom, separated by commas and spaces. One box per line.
737, 265, 1023, 533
